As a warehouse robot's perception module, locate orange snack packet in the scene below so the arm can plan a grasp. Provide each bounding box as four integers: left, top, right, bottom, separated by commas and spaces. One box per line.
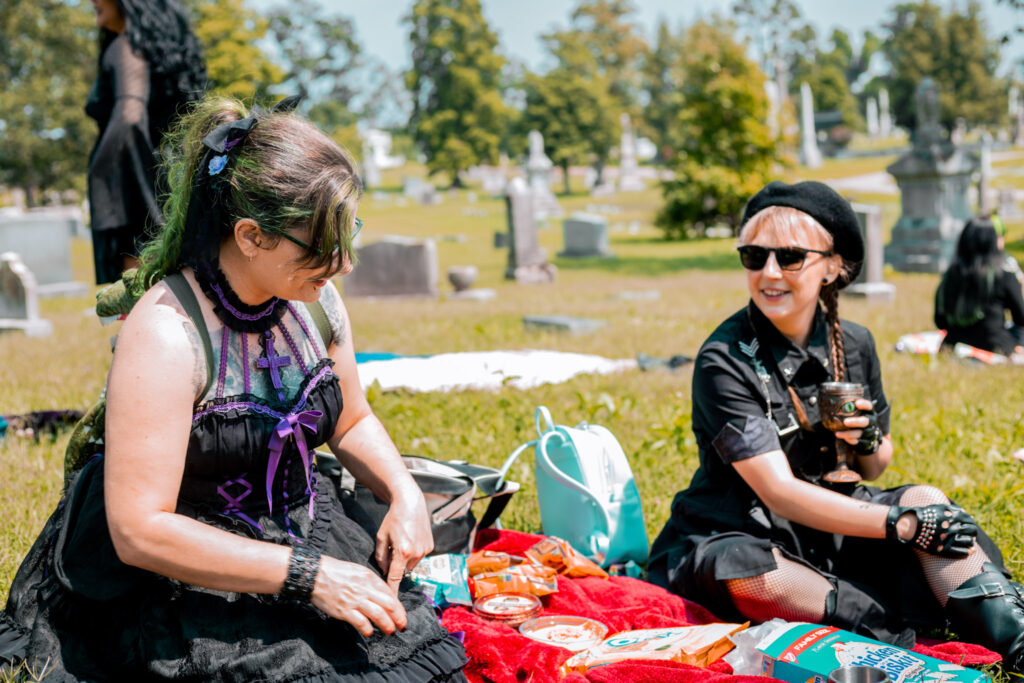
525, 537, 609, 579
471, 564, 559, 598
560, 622, 748, 676
467, 550, 528, 576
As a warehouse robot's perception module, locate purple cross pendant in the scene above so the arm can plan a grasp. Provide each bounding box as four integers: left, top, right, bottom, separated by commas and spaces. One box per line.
256, 330, 291, 401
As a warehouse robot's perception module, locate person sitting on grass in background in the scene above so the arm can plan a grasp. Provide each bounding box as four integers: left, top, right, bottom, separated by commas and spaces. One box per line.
0, 96, 467, 681
935, 215, 1024, 356
648, 181, 1024, 672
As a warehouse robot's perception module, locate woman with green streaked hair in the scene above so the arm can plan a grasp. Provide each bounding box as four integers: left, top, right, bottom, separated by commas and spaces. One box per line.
934, 215, 1024, 356
0, 96, 469, 681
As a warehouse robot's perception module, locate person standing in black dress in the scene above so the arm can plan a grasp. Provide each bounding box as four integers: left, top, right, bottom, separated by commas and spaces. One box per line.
935, 216, 1024, 356
86, 0, 205, 284
648, 181, 1024, 672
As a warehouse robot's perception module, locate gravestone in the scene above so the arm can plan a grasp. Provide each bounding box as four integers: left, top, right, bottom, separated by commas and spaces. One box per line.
617, 114, 645, 192
481, 168, 507, 196
522, 314, 605, 335
342, 237, 438, 298
1015, 93, 1024, 148
885, 78, 978, 273
1010, 86, 1020, 120
362, 141, 381, 189
979, 132, 994, 214
866, 97, 879, 138
402, 177, 440, 205
765, 81, 781, 139
504, 177, 555, 283
525, 130, 563, 220
583, 167, 599, 191
951, 117, 967, 145
879, 88, 892, 137
799, 83, 822, 168
0, 213, 87, 296
0, 253, 53, 336
845, 203, 895, 301
999, 188, 1022, 220
559, 212, 612, 258
363, 129, 405, 170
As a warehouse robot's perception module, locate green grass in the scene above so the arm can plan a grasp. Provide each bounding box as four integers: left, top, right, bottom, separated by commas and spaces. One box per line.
3, 157, 1024, 678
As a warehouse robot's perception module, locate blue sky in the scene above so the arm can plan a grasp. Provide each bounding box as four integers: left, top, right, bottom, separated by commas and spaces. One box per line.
275, 0, 1024, 76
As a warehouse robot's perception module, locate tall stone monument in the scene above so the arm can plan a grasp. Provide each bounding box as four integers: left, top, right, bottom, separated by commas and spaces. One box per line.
504, 177, 556, 283
1015, 92, 1024, 148
617, 114, 645, 192
866, 97, 879, 138
525, 130, 563, 220
879, 88, 893, 137
362, 140, 381, 189
799, 83, 822, 168
979, 131, 994, 214
885, 78, 978, 273
765, 81, 781, 139
0, 252, 52, 336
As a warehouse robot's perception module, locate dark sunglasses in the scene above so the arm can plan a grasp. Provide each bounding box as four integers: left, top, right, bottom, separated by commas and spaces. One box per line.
737, 245, 833, 271
280, 217, 363, 254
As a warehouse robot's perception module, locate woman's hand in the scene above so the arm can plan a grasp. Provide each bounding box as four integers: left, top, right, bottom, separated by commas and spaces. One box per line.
311, 556, 408, 636
835, 398, 879, 450
374, 485, 434, 593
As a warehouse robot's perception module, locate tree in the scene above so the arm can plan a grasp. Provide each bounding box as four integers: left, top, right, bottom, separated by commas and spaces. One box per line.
186, 0, 284, 103
544, 0, 648, 113
641, 19, 684, 161
405, 0, 509, 185
521, 68, 618, 195
881, 1, 1005, 130
0, 0, 95, 205
656, 19, 778, 239
790, 29, 869, 131
731, 0, 814, 96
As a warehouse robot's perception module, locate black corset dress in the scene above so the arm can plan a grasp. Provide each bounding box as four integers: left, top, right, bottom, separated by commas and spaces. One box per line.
0, 304, 467, 681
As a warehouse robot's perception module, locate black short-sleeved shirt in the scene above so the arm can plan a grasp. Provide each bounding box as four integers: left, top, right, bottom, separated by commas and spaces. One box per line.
935, 264, 1024, 355
650, 302, 890, 566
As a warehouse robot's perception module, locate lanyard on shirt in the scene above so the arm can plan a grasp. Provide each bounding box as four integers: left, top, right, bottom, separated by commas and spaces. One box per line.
738, 331, 801, 437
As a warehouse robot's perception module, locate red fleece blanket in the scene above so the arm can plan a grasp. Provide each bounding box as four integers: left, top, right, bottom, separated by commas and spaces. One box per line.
440, 530, 1000, 683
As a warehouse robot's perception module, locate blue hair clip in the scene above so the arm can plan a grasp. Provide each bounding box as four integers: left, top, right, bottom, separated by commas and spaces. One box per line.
208, 155, 228, 176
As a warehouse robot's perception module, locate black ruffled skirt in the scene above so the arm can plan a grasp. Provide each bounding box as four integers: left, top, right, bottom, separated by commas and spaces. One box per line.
0, 459, 468, 682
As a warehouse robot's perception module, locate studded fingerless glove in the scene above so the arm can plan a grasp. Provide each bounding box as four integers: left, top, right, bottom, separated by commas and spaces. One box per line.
886, 504, 979, 557
851, 408, 882, 455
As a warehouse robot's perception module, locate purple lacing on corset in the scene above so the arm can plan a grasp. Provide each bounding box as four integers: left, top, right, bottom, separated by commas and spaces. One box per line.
217, 327, 230, 398
276, 321, 309, 376
241, 332, 250, 394
208, 276, 279, 321
287, 302, 324, 360
217, 477, 263, 531
190, 363, 336, 423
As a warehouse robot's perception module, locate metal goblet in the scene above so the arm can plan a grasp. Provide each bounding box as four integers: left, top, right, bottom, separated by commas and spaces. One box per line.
817, 381, 865, 485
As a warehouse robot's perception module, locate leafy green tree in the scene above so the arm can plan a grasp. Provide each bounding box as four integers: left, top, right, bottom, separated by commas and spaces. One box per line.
405, 0, 508, 186
521, 68, 618, 195
731, 0, 813, 94
186, 0, 284, 103
0, 0, 95, 205
544, 0, 647, 112
790, 29, 868, 131
641, 19, 683, 161
881, 1, 1005, 130
657, 19, 778, 239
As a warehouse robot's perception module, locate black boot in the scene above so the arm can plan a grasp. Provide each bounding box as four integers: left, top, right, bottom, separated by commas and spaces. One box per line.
946, 563, 1024, 673
827, 578, 916, 649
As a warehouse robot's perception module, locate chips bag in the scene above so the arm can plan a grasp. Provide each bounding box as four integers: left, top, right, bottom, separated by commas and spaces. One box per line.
471, 565, 559, 598
526, 537, 608, 579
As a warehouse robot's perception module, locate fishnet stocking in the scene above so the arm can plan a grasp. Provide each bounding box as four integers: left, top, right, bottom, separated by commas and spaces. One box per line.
899, 485, 990, 607
724, 548, 832, 622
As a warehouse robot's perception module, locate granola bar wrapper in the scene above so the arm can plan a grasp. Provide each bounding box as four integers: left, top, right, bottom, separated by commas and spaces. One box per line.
561, 622, 748, 676
526, 537, 609, 579
470, 564, 559, 598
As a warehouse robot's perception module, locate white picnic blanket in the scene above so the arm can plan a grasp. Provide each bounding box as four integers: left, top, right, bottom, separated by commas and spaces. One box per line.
356, 350, 637, 393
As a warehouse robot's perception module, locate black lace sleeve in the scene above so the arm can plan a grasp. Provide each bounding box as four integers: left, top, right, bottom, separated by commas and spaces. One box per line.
87, 35, 161, 232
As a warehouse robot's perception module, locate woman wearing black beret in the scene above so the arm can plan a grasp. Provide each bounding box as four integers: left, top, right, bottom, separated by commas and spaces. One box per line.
648, 181, 1024, 671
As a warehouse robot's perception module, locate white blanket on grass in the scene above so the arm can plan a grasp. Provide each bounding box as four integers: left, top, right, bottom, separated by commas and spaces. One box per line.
357, 350, 637, 393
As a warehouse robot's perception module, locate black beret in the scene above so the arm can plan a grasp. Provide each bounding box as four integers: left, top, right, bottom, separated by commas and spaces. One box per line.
742, 180, 864, 286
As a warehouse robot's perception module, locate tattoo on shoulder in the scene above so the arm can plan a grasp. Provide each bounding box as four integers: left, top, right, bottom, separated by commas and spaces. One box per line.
321, 288, 347, 347
180, 320, 207, 396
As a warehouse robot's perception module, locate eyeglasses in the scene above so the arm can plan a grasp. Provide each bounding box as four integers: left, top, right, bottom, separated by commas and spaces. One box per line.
737, 245, 833, 271
279, 217, 363, 254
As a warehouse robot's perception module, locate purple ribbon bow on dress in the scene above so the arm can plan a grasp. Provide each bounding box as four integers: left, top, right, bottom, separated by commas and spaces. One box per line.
266, 409, 322, 518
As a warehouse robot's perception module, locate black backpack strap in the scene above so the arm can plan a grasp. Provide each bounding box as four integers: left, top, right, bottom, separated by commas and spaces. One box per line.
303, 299, 333, 350
164, 272, 214, 400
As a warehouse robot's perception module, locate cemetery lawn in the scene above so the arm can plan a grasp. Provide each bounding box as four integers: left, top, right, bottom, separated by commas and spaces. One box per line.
3, 162, 1024, 661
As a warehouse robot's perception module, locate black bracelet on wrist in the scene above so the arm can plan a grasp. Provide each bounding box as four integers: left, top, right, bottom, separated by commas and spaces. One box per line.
280, 543, 321, 602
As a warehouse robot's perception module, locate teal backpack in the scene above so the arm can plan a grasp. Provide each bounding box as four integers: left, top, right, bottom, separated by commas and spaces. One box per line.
497, 406, 649, 568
